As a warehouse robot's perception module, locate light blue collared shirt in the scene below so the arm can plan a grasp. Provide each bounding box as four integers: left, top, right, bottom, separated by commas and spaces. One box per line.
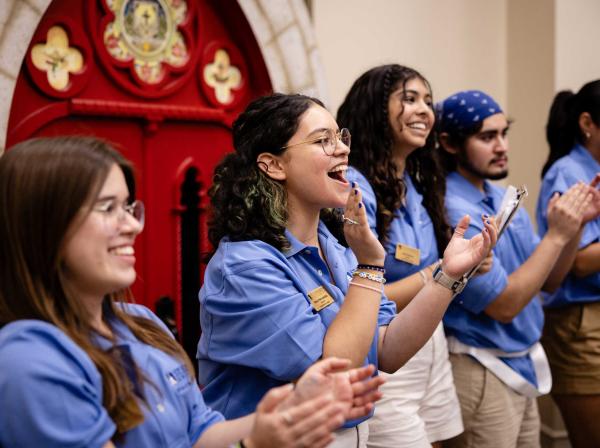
347, 167, 439, 280
0, 304, 223, 448
536, 144, 600, 307
197, 221, 396, 426
444, 171, 543, 386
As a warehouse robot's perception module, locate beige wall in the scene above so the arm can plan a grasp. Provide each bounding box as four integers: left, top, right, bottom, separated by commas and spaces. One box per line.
555, 0, 600, 92
312, 0, 507, 112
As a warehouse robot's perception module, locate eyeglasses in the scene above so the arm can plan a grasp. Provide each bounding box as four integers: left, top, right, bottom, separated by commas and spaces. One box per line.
94, 199, 145, 230
281, 128, 351, 155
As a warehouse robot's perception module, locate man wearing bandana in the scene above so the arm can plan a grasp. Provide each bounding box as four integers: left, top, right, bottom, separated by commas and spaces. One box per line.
435, 90, 596, 447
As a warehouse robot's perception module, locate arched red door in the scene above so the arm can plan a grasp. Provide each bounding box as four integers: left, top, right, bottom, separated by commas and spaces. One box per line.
7, 0, 272, 360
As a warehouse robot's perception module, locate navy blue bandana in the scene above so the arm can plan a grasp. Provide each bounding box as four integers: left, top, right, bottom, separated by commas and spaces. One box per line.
436, 90, 503, 133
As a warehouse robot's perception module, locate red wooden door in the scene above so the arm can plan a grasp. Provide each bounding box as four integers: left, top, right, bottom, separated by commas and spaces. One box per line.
7, 0, 272, 360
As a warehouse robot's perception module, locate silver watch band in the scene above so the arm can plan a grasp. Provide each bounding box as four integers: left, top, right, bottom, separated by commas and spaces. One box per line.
432, 264, 468, 294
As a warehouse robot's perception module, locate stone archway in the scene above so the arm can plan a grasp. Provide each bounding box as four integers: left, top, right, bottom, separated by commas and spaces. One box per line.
0, 0, 328, 152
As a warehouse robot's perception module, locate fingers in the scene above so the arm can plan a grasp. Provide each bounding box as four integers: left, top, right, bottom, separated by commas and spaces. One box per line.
481, 215, 497, 248
285, 399, 346, 442
309, 357, 351, 375
257, 384, 295, 413
452, 215, 471, 239
347, 364, 376, 384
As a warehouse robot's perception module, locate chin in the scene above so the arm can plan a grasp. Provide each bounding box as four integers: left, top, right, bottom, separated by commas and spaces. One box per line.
488, 170, 509, 180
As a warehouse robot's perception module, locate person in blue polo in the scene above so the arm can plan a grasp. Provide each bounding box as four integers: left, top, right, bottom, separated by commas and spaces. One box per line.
537, 80, 600, 447
436, 90, 599, 448
198, 93, 496, 447
0, 136, 382, 448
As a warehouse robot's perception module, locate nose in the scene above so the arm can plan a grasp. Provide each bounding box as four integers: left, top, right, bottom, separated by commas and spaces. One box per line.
119, 209, 144, 235
495, 135, 508, 153
333, 137, 351, 156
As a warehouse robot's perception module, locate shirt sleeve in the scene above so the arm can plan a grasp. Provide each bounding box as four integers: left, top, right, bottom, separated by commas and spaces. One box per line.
0, 323, 116, 448
202, 258, 327, 381
188, 388, 225, 444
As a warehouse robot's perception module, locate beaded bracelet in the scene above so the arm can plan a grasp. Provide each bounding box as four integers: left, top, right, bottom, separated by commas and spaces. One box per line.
356, 264, 386, 273
350, 281, 383, 294
352, 270, 386, 284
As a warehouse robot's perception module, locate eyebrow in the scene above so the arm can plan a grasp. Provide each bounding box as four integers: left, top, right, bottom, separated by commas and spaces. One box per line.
305, 127, 337, 138
477, 124, 511, 136
397, 89, 432, 99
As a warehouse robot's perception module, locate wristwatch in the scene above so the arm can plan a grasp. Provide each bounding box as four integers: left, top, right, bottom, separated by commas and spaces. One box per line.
432, 264, 468, 294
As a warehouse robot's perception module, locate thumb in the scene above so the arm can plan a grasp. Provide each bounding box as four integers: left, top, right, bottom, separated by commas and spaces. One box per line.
257, 384, 294, 413
453, 215, 471, 237
547, 191, 560, 210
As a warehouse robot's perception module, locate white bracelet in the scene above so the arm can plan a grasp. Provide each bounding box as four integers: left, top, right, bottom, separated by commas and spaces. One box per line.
352, 270, 386, 284
349, 281, 383, 294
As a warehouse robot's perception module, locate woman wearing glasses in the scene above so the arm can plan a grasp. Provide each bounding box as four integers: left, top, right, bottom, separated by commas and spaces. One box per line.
198, 93, 497, 447
0, 136, 383, 448
336, 64, 479, 447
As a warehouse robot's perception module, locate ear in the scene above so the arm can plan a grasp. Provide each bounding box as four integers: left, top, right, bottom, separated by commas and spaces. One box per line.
256, 152, 286, 181
438, 132, 459, 154
579, 112, 594, 136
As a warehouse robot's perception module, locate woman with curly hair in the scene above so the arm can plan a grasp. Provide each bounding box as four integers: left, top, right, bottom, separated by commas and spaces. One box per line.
0, 136, 379, 448
337, 64, 471, 447
198, 93, 496, 447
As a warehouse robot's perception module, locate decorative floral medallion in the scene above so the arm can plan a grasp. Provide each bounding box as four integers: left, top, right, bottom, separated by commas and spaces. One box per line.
31, 26, 83, 91
103, 0, 189, 85
203, 49, 241, 105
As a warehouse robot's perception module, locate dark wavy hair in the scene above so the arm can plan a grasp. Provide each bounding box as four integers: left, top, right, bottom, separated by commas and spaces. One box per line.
542, 79, 600, 177
208, 93, 344, 252
337, 64, 451, 253
0, 136, 194, 439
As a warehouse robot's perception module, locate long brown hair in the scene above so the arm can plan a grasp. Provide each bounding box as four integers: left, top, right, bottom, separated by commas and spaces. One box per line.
337, 64, 451, 253
0, 136, 193, 436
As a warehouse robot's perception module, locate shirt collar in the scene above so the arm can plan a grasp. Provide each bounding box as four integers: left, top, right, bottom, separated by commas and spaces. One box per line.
283, 220, 339, 258
571, 144, 600, 175
447, 171, 495, 207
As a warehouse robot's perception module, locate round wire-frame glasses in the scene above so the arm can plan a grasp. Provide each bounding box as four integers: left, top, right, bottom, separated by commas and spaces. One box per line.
281, 128, 351, 155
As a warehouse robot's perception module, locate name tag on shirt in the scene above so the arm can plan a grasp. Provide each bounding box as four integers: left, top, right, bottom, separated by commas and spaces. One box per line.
308, 286, 335, 311
395, 244, 420, 265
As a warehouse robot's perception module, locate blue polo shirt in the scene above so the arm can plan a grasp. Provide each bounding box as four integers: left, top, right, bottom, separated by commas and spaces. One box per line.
0, 304, 223, 448
197, 221, 397, 426
444, 171, 544, 386
347, 168, 439, 280
536, 144, 600, 307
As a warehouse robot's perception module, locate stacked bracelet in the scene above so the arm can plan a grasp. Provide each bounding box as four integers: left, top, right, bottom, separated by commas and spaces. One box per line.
352, 270, 386, 284
356, 264, 385, 273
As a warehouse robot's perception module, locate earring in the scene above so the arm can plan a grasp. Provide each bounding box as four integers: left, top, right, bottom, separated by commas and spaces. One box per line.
585, 132, 591, 140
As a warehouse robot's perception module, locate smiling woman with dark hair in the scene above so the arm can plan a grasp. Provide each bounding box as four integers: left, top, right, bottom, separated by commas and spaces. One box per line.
198, 92, 496, 447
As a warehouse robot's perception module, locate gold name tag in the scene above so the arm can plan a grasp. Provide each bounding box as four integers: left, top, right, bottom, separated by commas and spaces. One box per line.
307, 286, 335, 312
395, 244, 420, 265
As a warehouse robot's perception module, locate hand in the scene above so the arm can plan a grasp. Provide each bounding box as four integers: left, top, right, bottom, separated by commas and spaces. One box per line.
343, 183, 385, 266
441, 215, 497, 279
581, 173, 600, 224
245, 384, 346, 448
474, 250, 494, 276
283, 358, 385, 421
547, 182, 592, 243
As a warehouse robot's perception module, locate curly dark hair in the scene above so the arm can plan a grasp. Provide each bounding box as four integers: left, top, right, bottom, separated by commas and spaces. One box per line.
337, 64, 451, 253
542, 80, 600, 177
208, 93, 344, 252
